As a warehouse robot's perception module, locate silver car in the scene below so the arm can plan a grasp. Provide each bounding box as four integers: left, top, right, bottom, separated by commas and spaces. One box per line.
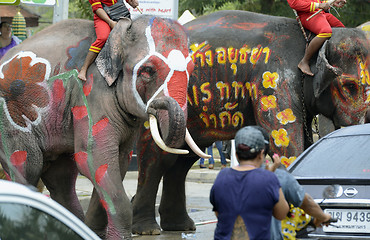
288, 123, 370, 239
0, 179, 101, 240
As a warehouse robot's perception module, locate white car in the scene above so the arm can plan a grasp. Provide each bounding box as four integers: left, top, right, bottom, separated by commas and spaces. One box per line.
288, 123, 370, 239
0, 180, 101, 240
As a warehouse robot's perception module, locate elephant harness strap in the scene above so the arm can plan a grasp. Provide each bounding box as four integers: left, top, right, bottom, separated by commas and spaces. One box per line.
293, 9, 321, 143
292, 9, 310, 47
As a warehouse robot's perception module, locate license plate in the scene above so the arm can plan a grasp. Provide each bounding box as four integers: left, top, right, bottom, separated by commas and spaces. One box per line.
323, 209, 370, 233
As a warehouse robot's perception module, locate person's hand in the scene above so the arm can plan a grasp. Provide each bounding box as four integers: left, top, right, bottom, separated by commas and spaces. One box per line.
318, 2, 330, 11
126, 0, 139, 8
333, 0, 346, 8
265, 153, 281, 172
313, 213, 332, 227
109, 20, 117, 29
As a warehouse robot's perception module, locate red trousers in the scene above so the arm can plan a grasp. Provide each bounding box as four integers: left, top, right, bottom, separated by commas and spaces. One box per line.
300, 12, 345, 38
89, 15, 111, 53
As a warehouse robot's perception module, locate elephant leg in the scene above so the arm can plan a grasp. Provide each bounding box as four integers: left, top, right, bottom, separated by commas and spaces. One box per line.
159, 156, 197, 231
3, 143, 43, 186
82, 165, 133, 239
41, 154, 84, 220
85, 188, 108, 239
132, 143, 164, 235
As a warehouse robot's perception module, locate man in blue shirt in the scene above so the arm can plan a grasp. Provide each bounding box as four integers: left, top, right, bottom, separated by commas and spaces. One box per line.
210, 126, 289, 240
250, 126, 332, 239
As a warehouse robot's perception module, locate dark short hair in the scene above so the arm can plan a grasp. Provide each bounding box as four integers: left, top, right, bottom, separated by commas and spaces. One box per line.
236, 126, 270, 160
236, 146, 260, 160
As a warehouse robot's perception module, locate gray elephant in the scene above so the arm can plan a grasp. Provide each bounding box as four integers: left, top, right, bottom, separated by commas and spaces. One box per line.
131, 10, 370, 234
0, 16, 207, 239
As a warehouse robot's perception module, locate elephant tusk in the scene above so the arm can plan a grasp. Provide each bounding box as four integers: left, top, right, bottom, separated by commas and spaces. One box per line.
185, 129, 212, 159
149, 114, 189, 155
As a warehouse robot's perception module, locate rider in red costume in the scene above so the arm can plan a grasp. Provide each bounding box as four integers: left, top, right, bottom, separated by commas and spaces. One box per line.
78, 0, 138, 81
287, 0, 346, 76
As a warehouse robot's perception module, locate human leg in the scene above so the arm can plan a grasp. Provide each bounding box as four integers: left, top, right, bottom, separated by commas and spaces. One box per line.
207, 145, 215, 169
299, 13, 332, 76
78, 17, 110, 81
78, 51, 98, 81
215, 141, 227, 166
325, 12, 345, 28
298, 36, 329, 76
199, 157, 206, 168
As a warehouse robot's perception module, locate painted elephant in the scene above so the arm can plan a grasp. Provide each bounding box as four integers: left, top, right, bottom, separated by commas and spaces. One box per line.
0, 16, 207, 239
358, 21, 370, 123
131, 10, 370, 234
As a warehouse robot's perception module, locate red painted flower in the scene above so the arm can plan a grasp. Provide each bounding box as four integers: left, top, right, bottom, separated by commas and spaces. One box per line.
0, 52, 50, 132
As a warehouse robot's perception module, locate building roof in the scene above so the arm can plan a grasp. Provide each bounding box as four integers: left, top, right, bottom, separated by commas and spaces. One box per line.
0, 5, 40, 27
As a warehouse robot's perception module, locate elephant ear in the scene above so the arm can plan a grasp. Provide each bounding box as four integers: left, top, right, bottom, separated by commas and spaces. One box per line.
313, 41, 343, 98
96, 18, 132, 86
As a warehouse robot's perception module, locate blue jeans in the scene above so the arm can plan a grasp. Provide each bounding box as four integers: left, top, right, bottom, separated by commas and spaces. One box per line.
199, 141, 227, 165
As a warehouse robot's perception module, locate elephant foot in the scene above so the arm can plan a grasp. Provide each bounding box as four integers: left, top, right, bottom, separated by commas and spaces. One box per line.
132, 219, 161, 235
160, 216, 196, 231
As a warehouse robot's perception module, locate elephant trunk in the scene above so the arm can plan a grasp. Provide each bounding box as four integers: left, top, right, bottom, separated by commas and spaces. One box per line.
147, 96, 186, 148
147, 97, 211, 158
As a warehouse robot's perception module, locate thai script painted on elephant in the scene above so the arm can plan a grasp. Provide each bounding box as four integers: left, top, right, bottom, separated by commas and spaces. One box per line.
190, 42, 271, 75
188, 81, 258, 106
188, 80, 260, 129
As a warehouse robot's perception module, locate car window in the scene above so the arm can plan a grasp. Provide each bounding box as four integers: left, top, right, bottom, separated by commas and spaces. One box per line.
0, 202, 84, 240
291, 135, 370, 178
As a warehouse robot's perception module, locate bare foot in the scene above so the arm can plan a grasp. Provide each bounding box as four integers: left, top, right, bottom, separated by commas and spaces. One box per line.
298, 61, 314, 76
77, 71, 87, 81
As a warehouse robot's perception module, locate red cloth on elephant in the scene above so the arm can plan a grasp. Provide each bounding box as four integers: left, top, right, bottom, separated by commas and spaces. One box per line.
287, 0, 345, 37
88, 0, 130, 53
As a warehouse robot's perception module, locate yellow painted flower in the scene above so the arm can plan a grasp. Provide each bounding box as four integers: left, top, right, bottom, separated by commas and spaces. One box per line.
359, 60, 370, 85
361, 68, 370, 85
277, 108, 296, 125
271, 128, 290, 147
281, 156, 297, 168
262, 71, 279, 89
261, 95, 277, 111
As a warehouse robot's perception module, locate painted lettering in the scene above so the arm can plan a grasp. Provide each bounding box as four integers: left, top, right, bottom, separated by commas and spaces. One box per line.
216, 82, 230, 100
232, 81, 245, 99
200, 82, 212, 103
245, 82, 257, 99
190, 42, 270, 68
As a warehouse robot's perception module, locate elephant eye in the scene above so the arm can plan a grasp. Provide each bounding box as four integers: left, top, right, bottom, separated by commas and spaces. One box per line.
343, 81, 358, 95
138, 66, 156, 81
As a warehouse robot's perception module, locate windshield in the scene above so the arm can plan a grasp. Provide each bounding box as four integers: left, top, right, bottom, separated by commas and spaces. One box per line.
290, 135, 370, 179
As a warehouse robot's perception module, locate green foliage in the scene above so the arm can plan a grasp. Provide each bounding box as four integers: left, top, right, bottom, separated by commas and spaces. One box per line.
73, 0, 93, 20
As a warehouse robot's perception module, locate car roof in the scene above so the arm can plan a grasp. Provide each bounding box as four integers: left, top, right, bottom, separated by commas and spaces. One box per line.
323, 123, 370, 138
288, 123, 370, 173
0, 180, 101, 240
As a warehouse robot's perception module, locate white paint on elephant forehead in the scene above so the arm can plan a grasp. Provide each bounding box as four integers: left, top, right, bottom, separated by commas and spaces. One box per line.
134, 22, 190, 112
167, 50, 187, 71
145, 24, 156, 54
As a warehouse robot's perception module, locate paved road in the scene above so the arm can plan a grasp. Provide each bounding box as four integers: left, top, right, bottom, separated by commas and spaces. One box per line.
54, 166, 223, 240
